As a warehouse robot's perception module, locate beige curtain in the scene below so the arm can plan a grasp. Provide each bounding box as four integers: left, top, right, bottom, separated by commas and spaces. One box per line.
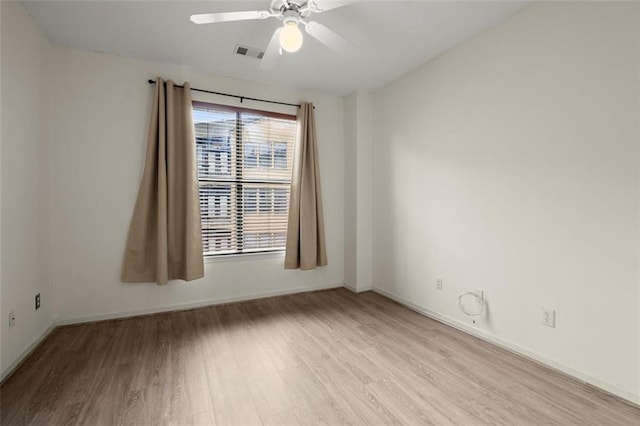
285, 102, 328, 270
121, 78, 204, 285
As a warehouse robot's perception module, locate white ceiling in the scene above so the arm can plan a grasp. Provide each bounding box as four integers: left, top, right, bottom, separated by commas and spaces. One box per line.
23, 1, 527, 95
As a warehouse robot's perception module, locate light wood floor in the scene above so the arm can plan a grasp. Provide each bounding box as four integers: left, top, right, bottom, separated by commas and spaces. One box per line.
2, 289, 639, 425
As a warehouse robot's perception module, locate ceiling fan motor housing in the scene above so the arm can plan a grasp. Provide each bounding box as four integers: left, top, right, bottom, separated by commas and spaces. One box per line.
271, 1, 313, 19
282, 10, 300, 25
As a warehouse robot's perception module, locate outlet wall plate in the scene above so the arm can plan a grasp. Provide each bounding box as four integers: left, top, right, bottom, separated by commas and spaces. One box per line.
9, 311, 16, 328
436, 278, 443, 290
542, 308, 555, 328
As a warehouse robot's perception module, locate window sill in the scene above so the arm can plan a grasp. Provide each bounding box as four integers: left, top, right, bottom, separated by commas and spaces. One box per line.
204, 250, 285, 264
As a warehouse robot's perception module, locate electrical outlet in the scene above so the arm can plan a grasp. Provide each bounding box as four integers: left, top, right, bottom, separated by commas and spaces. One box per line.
436, 278, 443, 290
35, 293, 41, 310
8, 311, 16, 328
542, 308, 555, 328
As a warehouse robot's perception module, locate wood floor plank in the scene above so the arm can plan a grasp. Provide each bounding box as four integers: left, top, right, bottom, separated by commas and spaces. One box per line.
2, 289, 639, 425
204, 353, 261, 426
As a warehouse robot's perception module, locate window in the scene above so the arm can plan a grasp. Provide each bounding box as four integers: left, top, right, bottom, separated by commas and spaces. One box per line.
274, 142, 287, 168
244, 188, 257, 213
274, 189, 288, 213
193, 102, 296, 256
259, 143, 272, 168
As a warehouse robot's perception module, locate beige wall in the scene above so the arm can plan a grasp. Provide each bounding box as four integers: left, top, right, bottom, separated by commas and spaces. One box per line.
344, 93, 358, 289
372, 1, 640, 402
344, 90, 373, 293
1, 1, 54, 379
45, 43, 345, 323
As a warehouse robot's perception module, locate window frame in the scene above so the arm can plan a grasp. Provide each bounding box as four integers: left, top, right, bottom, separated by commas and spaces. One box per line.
193, 101, 296, 258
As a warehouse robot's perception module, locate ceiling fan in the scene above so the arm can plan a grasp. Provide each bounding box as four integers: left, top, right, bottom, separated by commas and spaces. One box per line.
190, 0, 356, 69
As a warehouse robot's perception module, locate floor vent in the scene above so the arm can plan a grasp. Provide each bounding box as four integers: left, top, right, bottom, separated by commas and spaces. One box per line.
234, 45, 264, 60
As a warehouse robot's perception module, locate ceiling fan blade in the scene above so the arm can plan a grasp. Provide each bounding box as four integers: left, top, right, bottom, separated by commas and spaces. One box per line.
190, 10, 271, 25
260, 28, 282, 70
308, 0, 357, 13
303, 20, 356, 56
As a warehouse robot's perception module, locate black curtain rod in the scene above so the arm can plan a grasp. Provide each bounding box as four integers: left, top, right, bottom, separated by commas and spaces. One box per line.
147, 79, 301, 108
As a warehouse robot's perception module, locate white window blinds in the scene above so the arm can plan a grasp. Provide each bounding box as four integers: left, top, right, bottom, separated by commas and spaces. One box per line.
193, 101, 296, 256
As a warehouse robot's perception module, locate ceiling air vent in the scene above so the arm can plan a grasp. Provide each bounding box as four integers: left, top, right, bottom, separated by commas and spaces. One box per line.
234, 45, 264, 60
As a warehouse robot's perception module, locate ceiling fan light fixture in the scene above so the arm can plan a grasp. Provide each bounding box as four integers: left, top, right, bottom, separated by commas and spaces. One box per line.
279, 21, 303, 53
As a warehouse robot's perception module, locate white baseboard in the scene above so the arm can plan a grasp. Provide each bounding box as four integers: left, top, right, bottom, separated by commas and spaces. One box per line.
343, 282, 373, 293
55, 283, 344, 326
372, 286, 640, 406
343, 282, 358, 293
0, 322, 56, 382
